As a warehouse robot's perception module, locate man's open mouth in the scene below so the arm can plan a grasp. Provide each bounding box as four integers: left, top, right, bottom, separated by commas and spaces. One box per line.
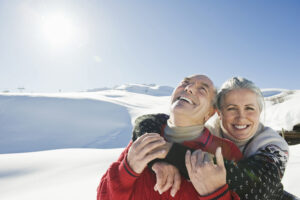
177, 96, 194, 105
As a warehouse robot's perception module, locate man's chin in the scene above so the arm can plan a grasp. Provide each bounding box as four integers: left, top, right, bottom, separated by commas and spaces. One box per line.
172, 100, 194, 109
170, 105, 193, 117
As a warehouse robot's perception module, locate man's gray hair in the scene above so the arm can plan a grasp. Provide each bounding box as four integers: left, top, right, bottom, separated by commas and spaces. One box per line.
215, 77, 264, 111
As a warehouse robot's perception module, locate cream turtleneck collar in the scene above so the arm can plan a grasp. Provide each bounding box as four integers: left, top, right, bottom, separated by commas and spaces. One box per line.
164, 120, 205, 143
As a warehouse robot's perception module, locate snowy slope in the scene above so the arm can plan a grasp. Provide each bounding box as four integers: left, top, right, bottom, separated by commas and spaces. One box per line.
0, 90, 170, 154
87, 83, 173, 96
262, 89, 300, 130
0, 148, 123, 200
0, 94, 132, 153
0, 85, 299, 199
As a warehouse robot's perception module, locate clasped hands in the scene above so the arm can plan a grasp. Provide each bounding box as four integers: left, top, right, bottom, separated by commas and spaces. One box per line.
127, 133, 226, 197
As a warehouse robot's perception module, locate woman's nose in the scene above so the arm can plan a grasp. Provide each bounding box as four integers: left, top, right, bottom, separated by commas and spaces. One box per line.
236, 110, 245, 119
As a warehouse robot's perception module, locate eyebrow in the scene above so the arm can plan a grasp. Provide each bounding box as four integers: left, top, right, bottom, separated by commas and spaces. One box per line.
224, 104, 237, 107
245, 104, 256, 107
202, 83, 210, 89
183, 77, 211, 89
225, 103, 256, 107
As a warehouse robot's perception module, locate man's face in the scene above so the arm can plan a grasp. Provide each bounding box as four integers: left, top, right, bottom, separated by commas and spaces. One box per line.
170, 75, 215, 125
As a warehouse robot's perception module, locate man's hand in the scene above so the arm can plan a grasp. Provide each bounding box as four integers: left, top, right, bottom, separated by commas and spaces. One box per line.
185, 147, 226, 196
127, 133, 167, 174
149, 141, 172, 157
152, 162, 181, 197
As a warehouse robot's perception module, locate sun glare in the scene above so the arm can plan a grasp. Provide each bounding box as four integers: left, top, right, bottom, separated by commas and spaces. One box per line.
41, 13, 78, 49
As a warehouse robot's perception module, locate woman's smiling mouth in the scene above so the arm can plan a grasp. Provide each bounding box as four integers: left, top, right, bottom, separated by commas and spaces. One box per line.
233, 124, 249, 130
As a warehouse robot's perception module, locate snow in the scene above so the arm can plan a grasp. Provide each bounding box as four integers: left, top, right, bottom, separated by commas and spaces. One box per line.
262, 89, 300, 130
87, 83, 174, 96
261, 88, 287, 97
0, 86, 299, 199
0, 90, 170, 154
0, 148, 122, 200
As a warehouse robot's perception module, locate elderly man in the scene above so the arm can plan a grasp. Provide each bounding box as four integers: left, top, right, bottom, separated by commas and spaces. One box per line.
97, 75, 242, 200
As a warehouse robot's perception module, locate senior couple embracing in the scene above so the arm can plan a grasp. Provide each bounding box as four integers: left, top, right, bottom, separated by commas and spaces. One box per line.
98, 74, 298, 200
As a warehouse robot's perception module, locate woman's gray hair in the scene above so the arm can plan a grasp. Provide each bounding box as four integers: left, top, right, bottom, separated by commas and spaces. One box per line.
216, 77, 264, 111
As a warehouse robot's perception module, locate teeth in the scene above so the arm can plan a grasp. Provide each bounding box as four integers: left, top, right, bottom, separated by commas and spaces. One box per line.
179, 97, 193, 104
234, 125, 247, 129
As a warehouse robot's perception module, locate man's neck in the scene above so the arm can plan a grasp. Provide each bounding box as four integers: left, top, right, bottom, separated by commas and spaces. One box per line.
164, 119, 205, 143
170, 115, 204, 127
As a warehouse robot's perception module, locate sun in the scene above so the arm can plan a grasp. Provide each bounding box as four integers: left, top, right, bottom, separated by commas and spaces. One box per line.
41, 13, 78, 49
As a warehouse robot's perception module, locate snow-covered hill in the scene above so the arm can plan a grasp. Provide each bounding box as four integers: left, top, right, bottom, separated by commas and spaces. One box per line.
262, 89, 300, 130
0, 90, 170, 154
0, 85, 299, 199
87, 83, 174, 96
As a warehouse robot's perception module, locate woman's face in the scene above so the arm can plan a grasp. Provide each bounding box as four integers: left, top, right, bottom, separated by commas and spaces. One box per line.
218, 88, 261, 141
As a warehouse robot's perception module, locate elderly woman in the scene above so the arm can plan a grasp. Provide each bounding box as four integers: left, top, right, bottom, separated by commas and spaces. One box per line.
132, 77, 294, 199
211, 77, 288, 164
190, 77, 290, 199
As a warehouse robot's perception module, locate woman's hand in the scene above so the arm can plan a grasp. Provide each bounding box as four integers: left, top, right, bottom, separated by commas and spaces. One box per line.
185, 147, 226, 196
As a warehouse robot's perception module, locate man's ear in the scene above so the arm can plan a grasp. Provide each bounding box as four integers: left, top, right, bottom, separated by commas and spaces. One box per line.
204, 108, 216, 122
217, 110, 221, 117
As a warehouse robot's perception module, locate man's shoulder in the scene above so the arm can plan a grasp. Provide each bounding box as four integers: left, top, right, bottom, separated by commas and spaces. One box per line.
132, 113, 169, 141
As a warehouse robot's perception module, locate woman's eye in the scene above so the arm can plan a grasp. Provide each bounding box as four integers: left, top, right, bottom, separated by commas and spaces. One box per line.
227, 107, 236, 111
246, 107, 255, 111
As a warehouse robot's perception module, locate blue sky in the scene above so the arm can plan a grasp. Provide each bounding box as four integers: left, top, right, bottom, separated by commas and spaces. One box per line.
0, 0, 299, 92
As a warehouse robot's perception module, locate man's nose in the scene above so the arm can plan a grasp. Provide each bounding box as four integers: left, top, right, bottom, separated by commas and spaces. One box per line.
184, 83, 195, 94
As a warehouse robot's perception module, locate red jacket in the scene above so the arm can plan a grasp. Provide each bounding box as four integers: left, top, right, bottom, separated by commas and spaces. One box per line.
97, 128, 241, 200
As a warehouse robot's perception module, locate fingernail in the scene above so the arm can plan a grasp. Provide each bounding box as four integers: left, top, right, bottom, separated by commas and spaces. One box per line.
154, 185, 157, 191
171, 189, 176, 197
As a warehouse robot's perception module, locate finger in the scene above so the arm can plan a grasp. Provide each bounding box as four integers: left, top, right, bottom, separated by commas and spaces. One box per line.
152, 164, 166, 192
140, 133, 164, 144
133, 133, 162, 152
170, 169, 181, 197
191, 151, 198, 171
185, 150, 192, 175
159, 173, 173, 194
144, 148, 166, 164
215, 147, 225, 168
139, 138, 166, 157
154, 185, 158, 191
203, 153, 212, 164
135, 132, 160, 143
135, 133, 163, 147
195, 150, 204, 167
134, 133, 159, 143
